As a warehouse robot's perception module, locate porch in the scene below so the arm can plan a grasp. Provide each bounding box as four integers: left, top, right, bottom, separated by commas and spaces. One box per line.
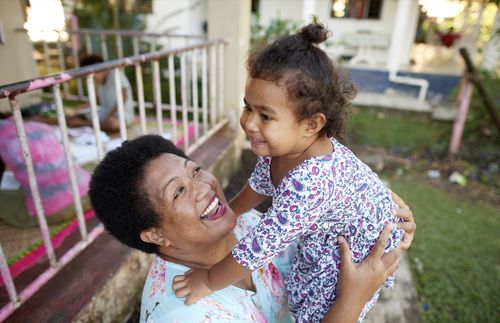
0, 1, 251, 321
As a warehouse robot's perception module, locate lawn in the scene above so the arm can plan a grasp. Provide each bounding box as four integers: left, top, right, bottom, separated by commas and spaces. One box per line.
346, 106, 499, 322
387, 173, 499, 322
347, 106, 452, 154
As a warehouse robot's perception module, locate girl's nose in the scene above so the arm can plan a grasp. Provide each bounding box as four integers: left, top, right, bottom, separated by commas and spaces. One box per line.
244, 113, 258, 132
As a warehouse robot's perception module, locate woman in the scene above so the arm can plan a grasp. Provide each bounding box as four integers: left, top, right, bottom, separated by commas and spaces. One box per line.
89, 135, 415, 322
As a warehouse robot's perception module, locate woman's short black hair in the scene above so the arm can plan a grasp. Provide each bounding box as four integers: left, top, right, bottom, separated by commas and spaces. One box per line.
247, 23, 356, 140
89, 135, 187, 254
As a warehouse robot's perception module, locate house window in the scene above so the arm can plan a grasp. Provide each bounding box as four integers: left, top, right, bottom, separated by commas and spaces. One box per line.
331, 0, 383, 19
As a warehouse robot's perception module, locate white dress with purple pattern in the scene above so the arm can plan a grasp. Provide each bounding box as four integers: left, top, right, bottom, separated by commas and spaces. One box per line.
232, 138, 403, 322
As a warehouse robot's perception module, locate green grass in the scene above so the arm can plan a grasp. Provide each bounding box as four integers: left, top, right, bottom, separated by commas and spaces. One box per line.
347, 107, 452, 151
386, 174, 500, 322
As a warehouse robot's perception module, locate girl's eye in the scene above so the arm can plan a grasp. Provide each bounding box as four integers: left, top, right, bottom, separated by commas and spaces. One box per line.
193, 166, 201, 177
260, 114, 271, 121
174, 186, 185, 200
242, 105, 251, 112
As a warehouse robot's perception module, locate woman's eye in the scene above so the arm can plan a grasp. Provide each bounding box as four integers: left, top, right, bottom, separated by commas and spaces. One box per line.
242, 105, 251, 112
193, 166, 201, 177
174, 186, 185, 200
260, 114, 271, 121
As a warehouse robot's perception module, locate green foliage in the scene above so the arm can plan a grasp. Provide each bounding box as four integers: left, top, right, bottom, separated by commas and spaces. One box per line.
250, 13, 301, 49
74, 0, 145, 30
73, 0, 147, 59
463, 70, 500, 143
388, 175, 500, 323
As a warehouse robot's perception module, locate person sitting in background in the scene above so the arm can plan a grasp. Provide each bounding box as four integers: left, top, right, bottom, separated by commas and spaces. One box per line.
26, 54, 134, 133
73, 54, 135, 132
0, 116, 91, 227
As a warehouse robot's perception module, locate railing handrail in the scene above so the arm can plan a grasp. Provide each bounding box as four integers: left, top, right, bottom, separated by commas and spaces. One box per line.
0, 39, 226, 99
16, 27, 207, 40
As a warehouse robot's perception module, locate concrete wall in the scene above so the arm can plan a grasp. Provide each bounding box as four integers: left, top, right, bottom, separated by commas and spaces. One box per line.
0, 0, 41, 112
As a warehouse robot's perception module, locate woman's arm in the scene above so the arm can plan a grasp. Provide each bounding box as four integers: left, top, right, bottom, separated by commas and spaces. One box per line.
322, 225, 401, 323
229, 183, 267, 216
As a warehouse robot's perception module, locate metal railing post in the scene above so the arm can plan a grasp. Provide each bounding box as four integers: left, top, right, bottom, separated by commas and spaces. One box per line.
168, 55, 178, 143
152, 59, 164, 135
113, 68, 127, 141
8, 97, 57, 267
191, 49, 199, 141
201, 47, 208, 135
53, 84, 88, 241
180, 52, 189, 151
86, 75, 105, 160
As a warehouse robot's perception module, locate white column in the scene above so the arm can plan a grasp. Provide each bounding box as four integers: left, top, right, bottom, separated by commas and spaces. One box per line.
302, 0, 317, 22
386, 0, 414, 72
207, 0, 251, 130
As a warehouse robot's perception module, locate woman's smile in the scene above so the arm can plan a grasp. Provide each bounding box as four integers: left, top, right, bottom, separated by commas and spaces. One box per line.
200, 195, 227, 221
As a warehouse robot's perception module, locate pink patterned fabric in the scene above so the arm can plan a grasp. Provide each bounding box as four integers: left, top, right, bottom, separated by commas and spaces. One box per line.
0, 118, 90, 216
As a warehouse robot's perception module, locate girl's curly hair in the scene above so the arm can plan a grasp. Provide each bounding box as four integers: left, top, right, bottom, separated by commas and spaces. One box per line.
247, 23, 356, 141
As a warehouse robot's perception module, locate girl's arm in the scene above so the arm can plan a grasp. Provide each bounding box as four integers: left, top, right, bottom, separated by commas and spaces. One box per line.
172, 253, 251, 305
322, 225, 401, 323
229, 183, 267, 216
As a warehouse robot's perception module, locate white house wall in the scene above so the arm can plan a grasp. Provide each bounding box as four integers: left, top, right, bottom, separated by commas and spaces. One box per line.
259, 0, 305, 24
145, 0, 207, 49
258, 0, 418, 68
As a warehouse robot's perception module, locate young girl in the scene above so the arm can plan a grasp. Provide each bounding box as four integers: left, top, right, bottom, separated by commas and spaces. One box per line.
173, 23, 403, 322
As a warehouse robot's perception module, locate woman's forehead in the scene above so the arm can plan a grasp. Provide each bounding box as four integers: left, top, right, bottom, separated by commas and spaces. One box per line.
145, 153, 189, 177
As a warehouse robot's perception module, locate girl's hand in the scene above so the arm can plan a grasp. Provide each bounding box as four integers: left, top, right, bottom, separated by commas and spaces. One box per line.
391, 191, 416, 250
172, 269, 214, 305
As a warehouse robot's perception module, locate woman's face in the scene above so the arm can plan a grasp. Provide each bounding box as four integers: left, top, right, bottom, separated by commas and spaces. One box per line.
141, 153, 237, 252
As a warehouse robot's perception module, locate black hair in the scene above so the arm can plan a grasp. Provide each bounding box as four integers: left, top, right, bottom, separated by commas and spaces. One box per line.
89, 135, 188, 254
247, 23, 356, 140
80, 54, 104, 67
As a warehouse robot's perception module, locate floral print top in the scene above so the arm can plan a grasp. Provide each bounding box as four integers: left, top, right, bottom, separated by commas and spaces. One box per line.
140, 210, 293, 323
232, 138, 404, 322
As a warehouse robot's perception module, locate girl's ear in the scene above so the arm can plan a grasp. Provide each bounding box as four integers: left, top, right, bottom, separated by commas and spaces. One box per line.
305, 113, 327, 136
140, 228, 171, 248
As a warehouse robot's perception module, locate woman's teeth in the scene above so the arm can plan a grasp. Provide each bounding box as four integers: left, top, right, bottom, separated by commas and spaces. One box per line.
201, 196, 220, 219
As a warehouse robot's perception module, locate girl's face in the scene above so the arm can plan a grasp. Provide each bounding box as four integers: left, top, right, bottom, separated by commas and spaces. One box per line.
241, 77, 310, 158
141, 153, 237, 252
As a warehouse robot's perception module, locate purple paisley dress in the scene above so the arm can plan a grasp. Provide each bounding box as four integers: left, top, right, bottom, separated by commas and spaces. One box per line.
232, 138, 403, 322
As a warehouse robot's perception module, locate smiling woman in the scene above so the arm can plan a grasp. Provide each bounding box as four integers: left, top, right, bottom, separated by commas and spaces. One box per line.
88, 135, 412, 322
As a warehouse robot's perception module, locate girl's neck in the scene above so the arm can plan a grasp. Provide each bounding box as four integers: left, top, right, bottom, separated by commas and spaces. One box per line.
271, 134, 332, 187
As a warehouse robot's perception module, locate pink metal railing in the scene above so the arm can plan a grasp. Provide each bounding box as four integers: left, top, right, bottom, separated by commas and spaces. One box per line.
0, 37, 226, 320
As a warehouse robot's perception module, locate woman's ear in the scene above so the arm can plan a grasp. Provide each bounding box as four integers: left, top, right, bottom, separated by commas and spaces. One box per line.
140, 228, 171, 248
305, 113, 327, 136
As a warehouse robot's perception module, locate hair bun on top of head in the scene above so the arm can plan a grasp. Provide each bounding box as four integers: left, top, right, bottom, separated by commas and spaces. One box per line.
297, 23, 329, 45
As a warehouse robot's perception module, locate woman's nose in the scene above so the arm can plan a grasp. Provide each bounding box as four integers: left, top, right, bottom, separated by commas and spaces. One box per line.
194, 179, 212, 203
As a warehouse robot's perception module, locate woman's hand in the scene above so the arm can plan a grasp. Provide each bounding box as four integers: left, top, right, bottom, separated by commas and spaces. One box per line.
172, 269, 214, 305
391, 191, 416, 250
322, 225, 401, 323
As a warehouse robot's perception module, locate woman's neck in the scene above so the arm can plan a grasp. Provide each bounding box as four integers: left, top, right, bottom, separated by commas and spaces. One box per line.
158, 233, 256, 291
158, 233, 238, 269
